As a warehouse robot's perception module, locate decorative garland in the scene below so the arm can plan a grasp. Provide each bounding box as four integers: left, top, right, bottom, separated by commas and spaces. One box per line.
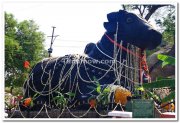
6, 38, 146, 118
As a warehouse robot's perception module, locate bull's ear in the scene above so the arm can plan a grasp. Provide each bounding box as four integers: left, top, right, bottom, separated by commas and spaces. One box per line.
119, 10, 128, 14
103, 22, 116, 32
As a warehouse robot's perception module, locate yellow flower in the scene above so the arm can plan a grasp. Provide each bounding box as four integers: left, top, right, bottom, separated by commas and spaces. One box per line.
114, 87, 131, 105
161, 102, 175, 111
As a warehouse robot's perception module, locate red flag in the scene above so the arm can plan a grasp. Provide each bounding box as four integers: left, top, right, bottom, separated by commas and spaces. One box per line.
23, 61, 30, 69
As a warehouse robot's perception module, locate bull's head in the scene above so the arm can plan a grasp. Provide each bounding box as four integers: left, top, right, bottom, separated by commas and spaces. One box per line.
104, 10, 162, 50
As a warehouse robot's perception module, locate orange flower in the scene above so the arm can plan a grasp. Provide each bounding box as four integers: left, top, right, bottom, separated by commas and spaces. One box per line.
23, 61, 30, 69
114, 87, 131, 105
89, 99, 96, 108
23, 97, 32, 107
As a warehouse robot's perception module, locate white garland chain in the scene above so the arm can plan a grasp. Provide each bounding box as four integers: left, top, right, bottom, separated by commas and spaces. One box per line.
16, 36, 142, 118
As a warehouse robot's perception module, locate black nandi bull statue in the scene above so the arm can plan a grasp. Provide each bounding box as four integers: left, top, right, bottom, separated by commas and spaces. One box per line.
23, 10, 162, 108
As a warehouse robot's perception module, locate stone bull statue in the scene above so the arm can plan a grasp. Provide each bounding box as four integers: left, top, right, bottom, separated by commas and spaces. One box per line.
23, 10, 162, 108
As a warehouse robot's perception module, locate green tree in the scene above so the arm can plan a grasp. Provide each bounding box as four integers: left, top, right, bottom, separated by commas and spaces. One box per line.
122, 5, 166, 20
16, 20, 47, 65
5, 13, 17, 38
5, 12, 48, 87
156, 6, 175, 47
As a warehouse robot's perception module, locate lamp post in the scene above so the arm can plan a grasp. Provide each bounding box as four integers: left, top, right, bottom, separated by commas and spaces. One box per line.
48, 26, 59, 57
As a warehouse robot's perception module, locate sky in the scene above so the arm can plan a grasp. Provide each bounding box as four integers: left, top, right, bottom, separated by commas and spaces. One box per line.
3, 1, 160, 57
3, 2, 125, 57
3, 1, 167, 57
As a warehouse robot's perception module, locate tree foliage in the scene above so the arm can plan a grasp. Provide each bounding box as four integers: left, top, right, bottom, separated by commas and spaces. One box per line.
122, 5, 166, 20
5, 12, 48, 87
157, 54, 175, 67
155, 6, 175, 46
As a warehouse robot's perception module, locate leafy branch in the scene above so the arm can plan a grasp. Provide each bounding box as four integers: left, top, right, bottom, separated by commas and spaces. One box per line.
87, 77, 111, 107
52, 91, 75, 108
140, 54, 175, 103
